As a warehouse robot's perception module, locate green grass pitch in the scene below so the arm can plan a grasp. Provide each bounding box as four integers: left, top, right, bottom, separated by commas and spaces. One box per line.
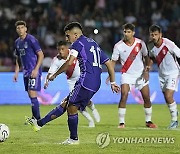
0, 104, 180, 154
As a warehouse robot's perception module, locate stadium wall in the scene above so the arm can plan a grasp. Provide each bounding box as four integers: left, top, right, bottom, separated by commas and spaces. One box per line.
0, 72, 180, 105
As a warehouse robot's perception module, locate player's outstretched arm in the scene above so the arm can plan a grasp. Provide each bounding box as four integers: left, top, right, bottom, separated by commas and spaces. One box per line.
49, 55, 76, 81
44, 73, 52, 89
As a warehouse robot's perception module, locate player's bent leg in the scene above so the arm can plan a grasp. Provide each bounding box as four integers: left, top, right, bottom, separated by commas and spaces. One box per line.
38, 104, 67, 127
25, 103, 67, 131
79, 110, 95, 127
87, 100, 100, 123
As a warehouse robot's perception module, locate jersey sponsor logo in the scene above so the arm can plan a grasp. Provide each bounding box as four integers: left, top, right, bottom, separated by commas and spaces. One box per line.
121, 43, 142, 73
156, 46, 168, 67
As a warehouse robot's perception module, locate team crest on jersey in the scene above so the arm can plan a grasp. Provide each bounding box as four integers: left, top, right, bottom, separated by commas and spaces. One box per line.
135, 46, 139, 52
24, 42, 28, 48
162, 49, 166, 55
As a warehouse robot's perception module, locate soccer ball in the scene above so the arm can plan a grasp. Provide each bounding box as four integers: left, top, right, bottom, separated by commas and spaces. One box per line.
0, 124, 10, 142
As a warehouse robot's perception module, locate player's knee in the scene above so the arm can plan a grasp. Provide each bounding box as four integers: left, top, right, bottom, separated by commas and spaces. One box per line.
121, 92, 128, 101
143, 97, 151, 104
164, 94, 173, 103
67, 105, 78, 115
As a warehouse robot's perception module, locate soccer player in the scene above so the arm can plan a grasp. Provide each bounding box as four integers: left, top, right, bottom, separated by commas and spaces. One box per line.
108, 23, 157, 129
148, 25, 180, 129
26, 22, 120, 145
13, 20, 44, 120
44, 40, 100, 127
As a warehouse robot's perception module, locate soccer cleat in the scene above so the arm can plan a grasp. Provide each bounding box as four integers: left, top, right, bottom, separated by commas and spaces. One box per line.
146, 121, 157, 128
118, 123, 125, 128
61, 138, 79, 145
167, 121, 178, 129
92, 109, 100, 122
25, 116, 41, 132
88, 121, 95, 128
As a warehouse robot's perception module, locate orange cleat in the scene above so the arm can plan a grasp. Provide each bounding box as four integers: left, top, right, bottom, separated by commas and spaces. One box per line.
146, 121, 157, 128
118, 123, 125, 128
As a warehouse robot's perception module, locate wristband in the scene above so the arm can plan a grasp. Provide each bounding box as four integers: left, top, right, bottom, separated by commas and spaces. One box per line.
110, 82, 116, 85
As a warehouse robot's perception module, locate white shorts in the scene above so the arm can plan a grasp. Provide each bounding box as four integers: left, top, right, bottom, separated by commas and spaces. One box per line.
159, 74, 180, 92
121, 73, 149, 90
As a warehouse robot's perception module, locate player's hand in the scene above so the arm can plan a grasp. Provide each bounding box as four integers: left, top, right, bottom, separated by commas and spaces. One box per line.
31, 69, 38, 78
106, 76, 110, 85
13, 73, 18, 82
111, 83, 121, 93
49, 74, 56, 81
44, 81, 49, 89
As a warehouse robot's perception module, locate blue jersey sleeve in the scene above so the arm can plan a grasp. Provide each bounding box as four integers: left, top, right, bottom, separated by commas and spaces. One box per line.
70, 41, 83, 54
100, 49, 109, 64
30, 37, 42, 54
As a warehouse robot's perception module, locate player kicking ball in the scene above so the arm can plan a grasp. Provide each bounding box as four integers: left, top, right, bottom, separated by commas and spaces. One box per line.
44, 40, 100, 127
26, 22, 120, 145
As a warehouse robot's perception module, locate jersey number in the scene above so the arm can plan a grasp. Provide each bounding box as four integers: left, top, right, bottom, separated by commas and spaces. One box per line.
28, 78, 36, 88
90, 46, 102, 68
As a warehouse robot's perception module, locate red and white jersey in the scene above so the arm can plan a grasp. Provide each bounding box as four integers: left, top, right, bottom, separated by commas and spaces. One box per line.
112, 38, 148, 76
149, 38, 180, 76
48, 51, 80, 91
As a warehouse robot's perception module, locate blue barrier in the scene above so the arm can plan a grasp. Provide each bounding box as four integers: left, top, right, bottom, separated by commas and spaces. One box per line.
0, 72, 179, 105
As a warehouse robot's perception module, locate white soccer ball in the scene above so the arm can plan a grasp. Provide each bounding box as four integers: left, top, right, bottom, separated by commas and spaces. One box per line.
0, 124, 10, 142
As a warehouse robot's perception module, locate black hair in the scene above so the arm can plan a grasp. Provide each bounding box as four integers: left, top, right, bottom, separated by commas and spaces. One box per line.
64, 22, 83, 32
15, 20, 26, 27
56, 41, 68, 47
122, 23, 135, 31
149, 25, 162, 33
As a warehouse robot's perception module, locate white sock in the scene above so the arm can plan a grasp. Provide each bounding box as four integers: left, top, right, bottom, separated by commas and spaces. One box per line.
88, 103, 95, 111
81, 110, 94, 123
168, 102, 178, 121
144, 107, 152, 122
118, 108, 126, 124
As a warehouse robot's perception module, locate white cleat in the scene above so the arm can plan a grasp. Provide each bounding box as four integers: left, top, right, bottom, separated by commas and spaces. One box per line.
167, 121, 178, 129
25, 116, 41, 132
88, 121, 95, 128
61, 138, 79, 145
92, 109, 100, 122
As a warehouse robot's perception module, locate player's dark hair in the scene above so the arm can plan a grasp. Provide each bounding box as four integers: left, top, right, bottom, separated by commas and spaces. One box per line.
122, 23, 135, 31
15, 20, 26, 27
64, 22, 83, 32
149, 25, 162, 33
56, 41, 67, 47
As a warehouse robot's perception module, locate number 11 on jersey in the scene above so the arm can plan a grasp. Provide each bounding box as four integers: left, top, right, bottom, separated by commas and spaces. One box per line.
90, 46, 102, 68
